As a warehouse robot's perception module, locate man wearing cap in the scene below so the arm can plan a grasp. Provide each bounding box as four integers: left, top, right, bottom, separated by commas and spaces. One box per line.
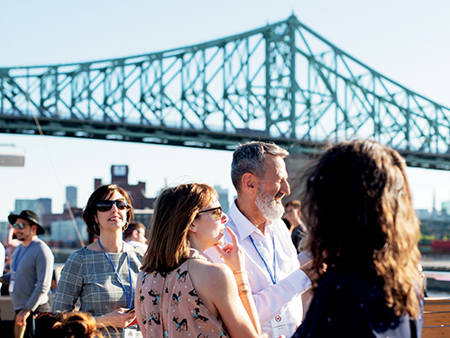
8, 210, 54, 337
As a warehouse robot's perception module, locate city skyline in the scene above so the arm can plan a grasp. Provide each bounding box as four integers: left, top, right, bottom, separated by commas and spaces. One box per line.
0, 138, 236, 220
11, 165, 233, 219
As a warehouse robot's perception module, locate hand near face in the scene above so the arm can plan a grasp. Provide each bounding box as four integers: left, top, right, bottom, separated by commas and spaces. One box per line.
214, 227, 246, 273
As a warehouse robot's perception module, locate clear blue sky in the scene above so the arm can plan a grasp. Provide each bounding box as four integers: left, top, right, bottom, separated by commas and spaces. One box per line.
1, 0, 450, 220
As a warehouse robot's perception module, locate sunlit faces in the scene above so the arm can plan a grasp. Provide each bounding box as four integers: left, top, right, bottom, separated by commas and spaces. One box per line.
191, 199, 227, 250
255, 155, 290, 221
94, 190, 129, 233
13, 217, 35, 242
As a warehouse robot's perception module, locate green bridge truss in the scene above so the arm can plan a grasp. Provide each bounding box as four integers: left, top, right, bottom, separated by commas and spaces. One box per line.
1, 15, 450, 169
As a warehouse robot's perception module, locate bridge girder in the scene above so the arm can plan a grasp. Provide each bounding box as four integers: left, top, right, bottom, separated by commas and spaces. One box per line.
1, 15, 450, 169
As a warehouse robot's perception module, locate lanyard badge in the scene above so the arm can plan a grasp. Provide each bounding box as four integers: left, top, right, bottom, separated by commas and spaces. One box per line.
97, 239, 134, 308
249, 234, 277, 285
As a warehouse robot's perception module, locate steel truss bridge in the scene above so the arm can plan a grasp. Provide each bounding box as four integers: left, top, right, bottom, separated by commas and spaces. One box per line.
1, 15, 450, 169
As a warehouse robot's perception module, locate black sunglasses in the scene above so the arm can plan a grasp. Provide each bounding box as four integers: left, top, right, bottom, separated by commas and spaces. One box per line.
96, 200, 129, 212
13, 222, 27, 230
197, 206, 223, 220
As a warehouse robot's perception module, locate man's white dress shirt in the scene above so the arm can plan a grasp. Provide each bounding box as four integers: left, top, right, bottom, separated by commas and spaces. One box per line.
208, 201, 311, 337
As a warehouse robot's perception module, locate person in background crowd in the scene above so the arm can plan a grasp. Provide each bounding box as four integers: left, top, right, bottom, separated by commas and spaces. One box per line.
284, 200, 307, 253
52, 184, 143, 338
7, 210, 54, 338
284, 201, 313, 318
123, 221, 147, 252
0, 241, 4, 294
6, 222, 21, 252
136, 183, 262, 338
293, 139, 424, 337
49, 270, 58, 307
34, 311, 103, 338
208, 141, 313, 337
0, 223, 21, 295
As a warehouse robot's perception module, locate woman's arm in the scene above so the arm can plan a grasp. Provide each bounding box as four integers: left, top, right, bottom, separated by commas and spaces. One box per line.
51, 252, 83, 312
214, 227, 261, 334
6, 226, 20, 248
192, 262, 260, 338
232, 270, 260, 334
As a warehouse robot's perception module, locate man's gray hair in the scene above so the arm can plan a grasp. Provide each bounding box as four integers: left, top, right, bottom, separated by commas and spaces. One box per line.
231, 141, 289, 191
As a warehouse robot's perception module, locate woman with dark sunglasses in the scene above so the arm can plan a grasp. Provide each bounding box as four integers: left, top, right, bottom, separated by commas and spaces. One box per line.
135, 183, 262, 338
52, 184, 143, 337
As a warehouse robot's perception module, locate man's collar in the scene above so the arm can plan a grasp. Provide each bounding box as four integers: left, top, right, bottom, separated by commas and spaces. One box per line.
229, 200, 272, 239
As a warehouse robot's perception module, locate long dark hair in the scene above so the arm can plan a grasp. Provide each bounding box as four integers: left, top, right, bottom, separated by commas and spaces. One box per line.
301, 140, 422, 318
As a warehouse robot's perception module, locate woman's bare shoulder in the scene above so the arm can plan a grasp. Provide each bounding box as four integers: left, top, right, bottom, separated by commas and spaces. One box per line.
189, 259, 234, 289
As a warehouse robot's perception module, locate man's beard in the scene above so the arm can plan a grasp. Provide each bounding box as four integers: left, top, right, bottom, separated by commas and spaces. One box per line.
255, 189, 284, 221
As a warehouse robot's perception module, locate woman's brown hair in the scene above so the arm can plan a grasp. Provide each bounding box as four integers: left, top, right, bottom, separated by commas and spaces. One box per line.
34, 311, 102, 337
83, 184, 134, 236
300, 139, 422, 318
141, 183, 217, 273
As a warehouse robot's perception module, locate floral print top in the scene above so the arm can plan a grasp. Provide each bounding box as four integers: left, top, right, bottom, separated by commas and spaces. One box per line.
135, 249, 229, 338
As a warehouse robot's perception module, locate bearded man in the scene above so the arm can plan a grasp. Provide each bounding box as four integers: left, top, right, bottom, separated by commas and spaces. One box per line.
7, 210, 54, 337
212, 141, 312, 337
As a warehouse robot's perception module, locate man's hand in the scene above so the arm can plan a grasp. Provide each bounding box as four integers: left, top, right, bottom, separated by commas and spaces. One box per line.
300, 260, 318, 283
15, 309, 31, 326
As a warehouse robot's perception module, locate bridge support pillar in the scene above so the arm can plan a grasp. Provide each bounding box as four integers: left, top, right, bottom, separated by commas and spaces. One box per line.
285, 154, 315, 202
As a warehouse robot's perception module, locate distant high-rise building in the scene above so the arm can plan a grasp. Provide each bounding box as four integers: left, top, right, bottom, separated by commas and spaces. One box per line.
214, 185, 230, 212
51, 218, 88, 244
0, 221, 8, 243
15, 198, 52, 219
432, 189, 438, 215
94, 165, 155, 209
37, 198, 52, 215
65, 186, 78, 209
441, 201, 450, 215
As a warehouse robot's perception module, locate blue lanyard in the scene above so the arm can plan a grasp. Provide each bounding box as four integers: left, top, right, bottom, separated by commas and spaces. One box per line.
97, 239, 133, 308
249, 234, 277, 285
12, 242, 34, 272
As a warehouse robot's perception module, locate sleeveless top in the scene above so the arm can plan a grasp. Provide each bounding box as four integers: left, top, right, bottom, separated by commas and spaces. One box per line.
136, 249, 229, 337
